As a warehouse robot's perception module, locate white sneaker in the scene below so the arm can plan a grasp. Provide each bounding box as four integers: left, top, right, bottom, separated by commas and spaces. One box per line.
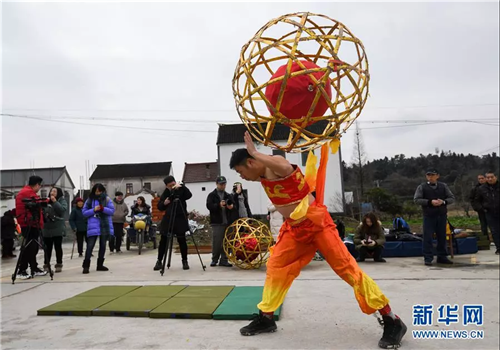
16, 271, 32, 280
32, 268, 48, 277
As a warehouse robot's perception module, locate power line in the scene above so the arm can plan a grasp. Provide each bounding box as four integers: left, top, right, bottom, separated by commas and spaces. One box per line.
2, 102, 498, 112
477, 144, 500, 155
3, 114, 217, 133
2, 113, 497, 125
2, 113, 498, 134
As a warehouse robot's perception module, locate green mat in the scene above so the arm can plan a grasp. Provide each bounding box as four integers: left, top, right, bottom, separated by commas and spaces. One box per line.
125, 285, 187, 298
37, 285, 283, 320
75, 285, 141, 298
175, 285, 234, 298
38, 296, 117, 316
213, 286, 282, 320
93, 297, 170, 317
149, 297, 227, 319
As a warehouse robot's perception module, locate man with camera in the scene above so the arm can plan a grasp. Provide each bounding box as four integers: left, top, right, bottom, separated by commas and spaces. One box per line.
206, 176, 235, 267
15, 175, 48, 279
154, 176, 193, 271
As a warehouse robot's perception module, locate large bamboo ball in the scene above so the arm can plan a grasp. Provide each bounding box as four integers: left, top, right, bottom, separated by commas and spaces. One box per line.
233, 12, 369, 152
223, 218, 274, 270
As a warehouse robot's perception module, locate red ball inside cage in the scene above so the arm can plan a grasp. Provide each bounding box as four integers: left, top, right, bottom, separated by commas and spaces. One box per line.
234, 234, 259, 261
265, 60, 332, 123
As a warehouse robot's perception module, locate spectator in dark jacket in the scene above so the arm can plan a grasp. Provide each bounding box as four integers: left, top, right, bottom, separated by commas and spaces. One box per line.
470, 174, 489, 240
229, 182, 252, 223
69, 197, 88, 257
131, 196, 151, 216
42, 187, 68, 273
206, 176, 235, 267
414, 168, 455, 266
474, 171, 500, 254
155, 176, 192, 271
1, 210, 17, 259
353, 212, 386, 263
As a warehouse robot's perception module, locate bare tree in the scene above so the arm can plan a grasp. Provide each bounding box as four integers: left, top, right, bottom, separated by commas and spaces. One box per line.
352, 122, 368, 197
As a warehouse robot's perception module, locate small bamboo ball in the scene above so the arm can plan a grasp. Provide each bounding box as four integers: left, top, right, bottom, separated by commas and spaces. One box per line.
223, 218, 274, 270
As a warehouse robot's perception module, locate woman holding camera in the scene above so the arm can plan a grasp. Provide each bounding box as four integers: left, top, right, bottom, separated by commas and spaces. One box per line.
42, 187, 68, 273
353, 212, 386, 263
230, 182, 252, 223
82, 183, 115, 274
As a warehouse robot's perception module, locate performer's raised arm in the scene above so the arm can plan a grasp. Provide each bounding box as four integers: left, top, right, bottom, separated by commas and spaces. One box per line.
243, 131, 293, 178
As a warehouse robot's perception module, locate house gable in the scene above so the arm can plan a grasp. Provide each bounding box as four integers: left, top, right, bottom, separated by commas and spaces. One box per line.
182, 162, 218, 184
90, 162, 172, 180
1, 167, 66, 188
216, 121, 330, 145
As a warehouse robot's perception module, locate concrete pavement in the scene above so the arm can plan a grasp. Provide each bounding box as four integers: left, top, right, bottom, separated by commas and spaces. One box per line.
1, 242, 499, 350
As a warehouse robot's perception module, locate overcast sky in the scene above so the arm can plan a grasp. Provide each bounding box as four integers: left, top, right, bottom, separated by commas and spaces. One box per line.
2, 1, 499, 190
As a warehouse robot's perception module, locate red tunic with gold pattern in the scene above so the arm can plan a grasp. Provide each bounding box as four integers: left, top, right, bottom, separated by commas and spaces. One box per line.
260, 165, 310, 207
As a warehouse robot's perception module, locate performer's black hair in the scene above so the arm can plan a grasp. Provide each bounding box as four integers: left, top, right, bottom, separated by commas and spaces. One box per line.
229, 148, 253, 169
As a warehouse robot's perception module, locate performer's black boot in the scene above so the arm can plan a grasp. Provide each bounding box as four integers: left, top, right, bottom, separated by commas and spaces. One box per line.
378, 315, 407, 349
153, 260, 162, 271
182, 259, 190, 270
240, 311, 277, 336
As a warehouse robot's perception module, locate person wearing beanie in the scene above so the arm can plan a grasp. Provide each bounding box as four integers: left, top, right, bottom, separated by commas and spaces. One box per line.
69, 197, 88, 257
110, 191, 129, 254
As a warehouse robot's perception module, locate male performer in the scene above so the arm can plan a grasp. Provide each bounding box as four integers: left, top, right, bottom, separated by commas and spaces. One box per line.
229, 132, 406, 349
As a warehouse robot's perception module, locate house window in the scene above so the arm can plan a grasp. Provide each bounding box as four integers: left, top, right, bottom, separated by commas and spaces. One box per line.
272, 149, 286, 158
40, 189, 48, 198
144, 182, 151, 190
202, 187, 206, 191
126, 183, 133, 194
301, 148, 315, 166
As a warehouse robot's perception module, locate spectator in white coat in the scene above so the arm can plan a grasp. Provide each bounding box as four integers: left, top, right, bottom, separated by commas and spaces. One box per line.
267, 202, 284, 242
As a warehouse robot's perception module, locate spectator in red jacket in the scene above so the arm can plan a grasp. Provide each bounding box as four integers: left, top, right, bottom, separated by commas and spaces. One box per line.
15, 175, 48, 280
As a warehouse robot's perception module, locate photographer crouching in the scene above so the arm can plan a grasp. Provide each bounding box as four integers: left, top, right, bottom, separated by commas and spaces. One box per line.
154, 176, 193, 271
15, 176, 49, 280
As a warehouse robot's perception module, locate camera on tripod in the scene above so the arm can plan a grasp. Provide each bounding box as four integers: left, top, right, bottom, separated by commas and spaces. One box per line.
168, 184, 184, 201
22, 197, 48, 211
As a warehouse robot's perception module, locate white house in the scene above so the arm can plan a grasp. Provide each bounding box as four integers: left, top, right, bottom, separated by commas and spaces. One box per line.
182, 162, 218, 215
89, 162, 173, 196
216, 123, 346, 215
0, 167, 76, 218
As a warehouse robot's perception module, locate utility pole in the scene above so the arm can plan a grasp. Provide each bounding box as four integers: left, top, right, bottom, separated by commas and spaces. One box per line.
352, 122, 367, 198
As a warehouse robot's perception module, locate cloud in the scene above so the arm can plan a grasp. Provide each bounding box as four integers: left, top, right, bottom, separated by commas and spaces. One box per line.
2, 2, 499, 187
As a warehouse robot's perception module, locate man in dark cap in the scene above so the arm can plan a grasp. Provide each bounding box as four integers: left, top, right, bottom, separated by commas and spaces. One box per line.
206, 175, 235, 267
414, 168, 455, 266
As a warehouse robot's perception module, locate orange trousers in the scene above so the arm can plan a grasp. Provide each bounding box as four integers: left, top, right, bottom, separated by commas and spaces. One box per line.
258, 202, 389, 314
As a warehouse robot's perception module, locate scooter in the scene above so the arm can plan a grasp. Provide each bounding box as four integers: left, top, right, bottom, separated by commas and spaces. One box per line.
125, 213, 157, 255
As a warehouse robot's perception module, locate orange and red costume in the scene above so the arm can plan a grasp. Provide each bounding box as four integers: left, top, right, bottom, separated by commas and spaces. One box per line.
257, 141, 389, 314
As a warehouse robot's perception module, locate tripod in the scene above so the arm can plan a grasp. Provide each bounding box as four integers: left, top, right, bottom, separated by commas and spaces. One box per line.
12, 209, 54, 284
160, 198, 206, 275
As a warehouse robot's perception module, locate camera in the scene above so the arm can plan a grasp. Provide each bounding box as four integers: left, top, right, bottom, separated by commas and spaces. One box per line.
22, 197, 48, 211
168, 183, 183, 201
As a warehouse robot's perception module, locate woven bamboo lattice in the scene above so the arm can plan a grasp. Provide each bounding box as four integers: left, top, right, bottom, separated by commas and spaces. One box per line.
233, 12, 369, 152
223, 218, 274, 270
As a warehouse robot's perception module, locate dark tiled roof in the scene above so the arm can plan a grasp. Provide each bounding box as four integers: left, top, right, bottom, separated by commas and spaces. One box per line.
0, 167, 74, 188
90, 162, 172, 180
182, 162, 218, 183
217, 121, 330, 144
